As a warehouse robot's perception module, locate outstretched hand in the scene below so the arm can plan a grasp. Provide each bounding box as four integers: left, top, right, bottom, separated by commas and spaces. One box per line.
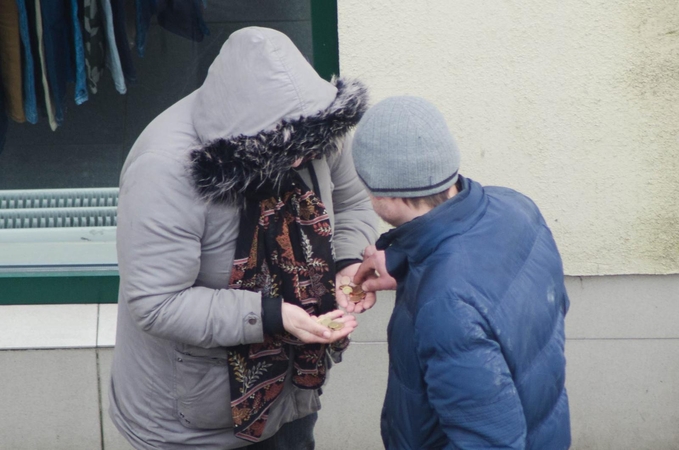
282, 303, 356, 344
336, 263, 377, 314
353, 245, 397, 293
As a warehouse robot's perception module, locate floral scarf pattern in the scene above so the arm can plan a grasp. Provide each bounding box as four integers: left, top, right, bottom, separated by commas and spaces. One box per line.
227, 171, 346, 442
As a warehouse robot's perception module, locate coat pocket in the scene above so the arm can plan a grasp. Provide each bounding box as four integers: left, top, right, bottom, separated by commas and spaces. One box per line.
174, 348, 234, 430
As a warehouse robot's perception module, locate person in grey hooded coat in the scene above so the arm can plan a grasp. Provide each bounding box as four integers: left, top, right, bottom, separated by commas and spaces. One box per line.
109, 27, 378, 449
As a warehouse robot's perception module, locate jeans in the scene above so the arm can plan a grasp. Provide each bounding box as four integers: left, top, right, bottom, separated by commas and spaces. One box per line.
69, 0, 88, 105
15, 0, 38, 124
100, 0, 126, 94
39, 0, 73, 126
110, 0, 136, 82
248, 412, 317, 450
0, 71, 7, 153
134, 0, 157, 57
82, 0, 105, 93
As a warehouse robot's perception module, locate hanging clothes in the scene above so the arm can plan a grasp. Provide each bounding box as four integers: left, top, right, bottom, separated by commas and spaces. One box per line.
23, 0, 51, 123
99, 0, 126, 94
134, 0, 156, 57
82, 0, 105, 94
14, 0, 38, 124
0, 0, 25, 123
33, 0, 58, 130
68, 0, 88, 105
157, 0, 209, 42
110, 0, 136, 82
38, 0, 74, 127
0, 70, 7, 154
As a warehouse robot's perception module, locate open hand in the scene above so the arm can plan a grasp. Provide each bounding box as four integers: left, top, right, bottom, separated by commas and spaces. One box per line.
282, 304, 356, 344
336, 263, 377, 314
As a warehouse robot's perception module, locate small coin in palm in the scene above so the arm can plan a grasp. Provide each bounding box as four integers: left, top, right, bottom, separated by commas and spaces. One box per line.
339, 276, 366, 303
317, 316, 344, 330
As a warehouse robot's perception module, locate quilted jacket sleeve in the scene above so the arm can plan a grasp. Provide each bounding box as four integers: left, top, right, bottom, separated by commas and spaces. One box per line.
415, 297, 527, 449
327, 136, 379, 261
117, 151, 264, 348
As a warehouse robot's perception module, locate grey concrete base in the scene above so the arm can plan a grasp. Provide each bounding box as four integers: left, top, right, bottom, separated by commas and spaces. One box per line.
567, 339, 679, 450
564, 275, 679, 449
0, 349, 102, 450
1, 274, 678, 449
98, 349, 135, 450
316, 343, 389, 450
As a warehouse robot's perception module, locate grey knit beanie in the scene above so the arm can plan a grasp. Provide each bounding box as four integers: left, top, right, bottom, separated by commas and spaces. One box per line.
352, 96, 460, 198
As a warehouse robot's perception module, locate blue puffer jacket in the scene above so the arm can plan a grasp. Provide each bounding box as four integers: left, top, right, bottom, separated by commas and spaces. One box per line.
377, 177, 570, 450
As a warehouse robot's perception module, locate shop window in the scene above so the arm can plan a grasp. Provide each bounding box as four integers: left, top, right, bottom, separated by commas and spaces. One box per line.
0, 0, 338, 302
0, 0, 341, 189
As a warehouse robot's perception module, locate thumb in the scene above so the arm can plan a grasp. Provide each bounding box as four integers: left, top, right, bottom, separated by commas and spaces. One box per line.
363, 245, 377, 258
353, 259, 374, 285
309, 319, 332, 338
362, 276, 395, 292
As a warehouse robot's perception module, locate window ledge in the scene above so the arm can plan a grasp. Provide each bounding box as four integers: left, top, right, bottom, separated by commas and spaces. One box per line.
0, 227, 117, 273
0, 303, 117, 350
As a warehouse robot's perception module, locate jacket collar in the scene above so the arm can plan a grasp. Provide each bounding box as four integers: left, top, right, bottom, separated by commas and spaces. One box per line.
188, 28, 369, 205
375, 176, 488, 280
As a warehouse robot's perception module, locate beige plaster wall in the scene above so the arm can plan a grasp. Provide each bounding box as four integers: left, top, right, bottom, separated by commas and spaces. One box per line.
338, 0, 679, 275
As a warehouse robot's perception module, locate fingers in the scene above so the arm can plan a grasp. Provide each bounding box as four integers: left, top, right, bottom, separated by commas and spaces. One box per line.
353, 246, 376, 284
347, 291, 376, 314
314, 311, 357, 342
321, 309, 346, 320
353, 258, 376, 285
325, 316, 357, 341
331, 313, 357, 327
360, 292, 377, 312
361, 276, 396, 293
336, 264, 361, 311
303, 316, 334, 340
336, 287, 350, 310
283, 304, 359, 344
363, 245, 377, 258
282, 303, 331, 341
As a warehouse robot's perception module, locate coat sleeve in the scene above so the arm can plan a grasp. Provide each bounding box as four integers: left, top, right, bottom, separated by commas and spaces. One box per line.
116, 151, 264, 348
327, 136, 379, 262
415, 297, 527, 449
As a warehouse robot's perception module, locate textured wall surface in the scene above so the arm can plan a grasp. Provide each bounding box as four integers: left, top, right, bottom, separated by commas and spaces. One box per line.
2, 275, 679, 449
338, 0, 679, 275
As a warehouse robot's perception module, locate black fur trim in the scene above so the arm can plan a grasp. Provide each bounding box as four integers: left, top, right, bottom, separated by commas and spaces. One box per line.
190, 77, 369, 205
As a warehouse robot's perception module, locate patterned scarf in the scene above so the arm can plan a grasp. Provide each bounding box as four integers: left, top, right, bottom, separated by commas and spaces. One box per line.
227, 169, 347, 442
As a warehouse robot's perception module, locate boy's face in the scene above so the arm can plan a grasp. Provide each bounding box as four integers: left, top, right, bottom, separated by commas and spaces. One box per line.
369, 195, 408, 227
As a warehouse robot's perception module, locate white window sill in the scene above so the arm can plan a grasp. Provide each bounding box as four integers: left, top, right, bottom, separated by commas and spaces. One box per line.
0, 227, 117, 274
0, 303, 118, 350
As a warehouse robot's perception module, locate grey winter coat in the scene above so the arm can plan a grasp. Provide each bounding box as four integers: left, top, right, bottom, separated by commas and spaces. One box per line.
109, 27, 377, 450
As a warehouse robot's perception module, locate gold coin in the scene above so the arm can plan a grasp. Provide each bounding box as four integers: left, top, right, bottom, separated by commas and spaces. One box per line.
349, 294, 365, 303
316, 316, 344, 330
340, 276, 351, 285
351, 286, 365, 295
327, 321, 344, 330
340, 285, 354, 295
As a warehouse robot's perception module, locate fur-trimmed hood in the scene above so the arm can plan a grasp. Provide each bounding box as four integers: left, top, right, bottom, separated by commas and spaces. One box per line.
189, 27, 369, 205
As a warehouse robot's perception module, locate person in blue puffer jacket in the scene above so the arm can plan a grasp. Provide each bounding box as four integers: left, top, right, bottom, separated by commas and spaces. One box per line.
345, 96, 571, 449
